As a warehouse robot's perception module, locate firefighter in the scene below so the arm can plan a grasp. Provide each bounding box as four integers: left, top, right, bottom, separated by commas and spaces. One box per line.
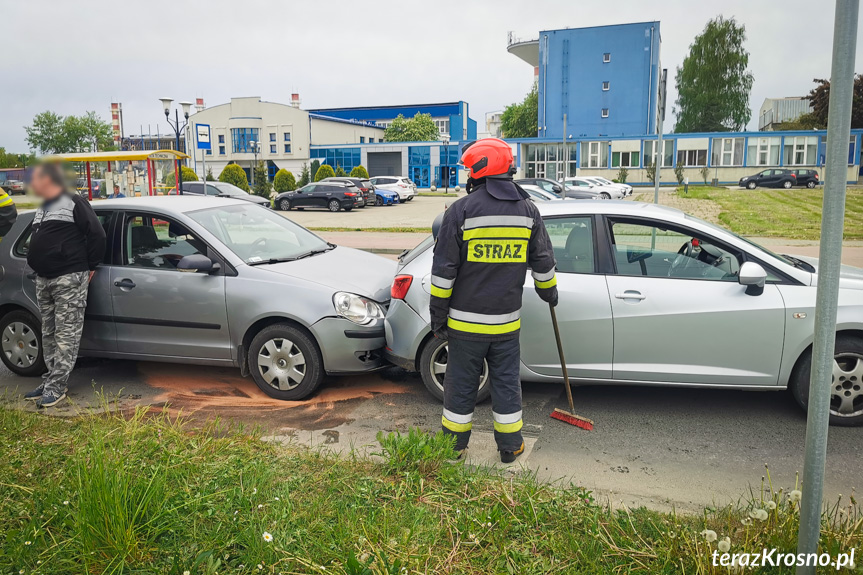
0, 186, 17, 237
430, 138, 558, 463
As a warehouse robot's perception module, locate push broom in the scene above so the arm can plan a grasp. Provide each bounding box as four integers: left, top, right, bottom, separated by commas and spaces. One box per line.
548, 303, 594, 431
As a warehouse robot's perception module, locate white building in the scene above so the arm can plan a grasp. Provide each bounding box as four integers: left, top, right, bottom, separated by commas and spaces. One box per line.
186, 96, 384, 180
758, 97, 813, 131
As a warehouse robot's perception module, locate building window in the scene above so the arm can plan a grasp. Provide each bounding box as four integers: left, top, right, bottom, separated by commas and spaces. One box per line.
369, 138, 374, 143
360, 136, 365, 144
218, 134, 225, 144
270, 145, 277, 154
602, 81, 610, 91
611, 151, 639, 168
283, 132, 291, 141
783, 136, 818, 165
711, 137, 745, 167
525, 143, 577, 179
644, 140, 674, 167
580, 141, 608, 169
676, 149, 708, 167
219, 145, 225, 155
603, 53, 611, 63
284, 144, 291, 154
231, 128, 260, 154
601, 109, 609, 118
747, 137, 781, 166
434, 119, 450, 136
206, 149, 212, 156
269, 132, 276, 142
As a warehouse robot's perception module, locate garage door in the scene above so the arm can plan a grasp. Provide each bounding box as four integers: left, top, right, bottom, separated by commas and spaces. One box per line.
367, 152, 402, 177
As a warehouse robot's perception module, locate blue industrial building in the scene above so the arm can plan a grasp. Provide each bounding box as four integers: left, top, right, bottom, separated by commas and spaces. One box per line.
508, 22, 661, 139
308, 102, 477, 141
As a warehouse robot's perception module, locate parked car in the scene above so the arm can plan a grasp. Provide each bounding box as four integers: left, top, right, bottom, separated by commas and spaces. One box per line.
75, 178, 105, 198
566, 176, 623, 199
374, 187, 399, 206
521, 185, 556, 202
3, 179, 26, 195
321, 177, 374, 207
0, 197, 394, 400
370, 176, 416, 202
383, 201, 863, 426
739, 169, 797, 189
590, 176, 633, 196
518, 177, 600, 200
182, 181, 271, 208
274, 181, 364, 212
790, 169, 820, 189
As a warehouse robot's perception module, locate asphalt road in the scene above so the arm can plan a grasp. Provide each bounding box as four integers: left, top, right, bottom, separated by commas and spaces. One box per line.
2, 358, 860, 513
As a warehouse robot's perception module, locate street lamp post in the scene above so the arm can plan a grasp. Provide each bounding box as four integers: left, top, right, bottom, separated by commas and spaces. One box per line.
159, 97, 193, 195
249, 140, 261, 185
442, 135, 450, 194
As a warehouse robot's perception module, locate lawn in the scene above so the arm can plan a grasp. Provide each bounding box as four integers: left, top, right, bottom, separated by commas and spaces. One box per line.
1, 405, 860, 574
675, 186, 863, 241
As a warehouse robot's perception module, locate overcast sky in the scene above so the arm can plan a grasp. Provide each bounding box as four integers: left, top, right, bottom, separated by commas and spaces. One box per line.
1, 0, 859, 151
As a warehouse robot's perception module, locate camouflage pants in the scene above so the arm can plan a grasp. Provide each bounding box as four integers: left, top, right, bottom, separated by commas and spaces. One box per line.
35, 271, 90, 396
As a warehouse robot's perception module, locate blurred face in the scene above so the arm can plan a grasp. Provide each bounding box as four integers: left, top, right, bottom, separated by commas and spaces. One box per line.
30, 167, 63, 200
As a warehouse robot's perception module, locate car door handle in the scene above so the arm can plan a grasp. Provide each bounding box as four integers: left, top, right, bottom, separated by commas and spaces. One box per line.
114, 278, 136, 289
615, 290, 646, 301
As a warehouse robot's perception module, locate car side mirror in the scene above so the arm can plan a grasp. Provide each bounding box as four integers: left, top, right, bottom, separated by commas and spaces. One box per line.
552, 184, 562, 193
177, 254, 218, 274
739, 261, 767, 295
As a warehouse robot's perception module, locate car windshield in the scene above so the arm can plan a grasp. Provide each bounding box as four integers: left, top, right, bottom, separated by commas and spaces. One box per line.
213, 183, 249, 197
684, 214, 793, 266
188, 203, 331, 264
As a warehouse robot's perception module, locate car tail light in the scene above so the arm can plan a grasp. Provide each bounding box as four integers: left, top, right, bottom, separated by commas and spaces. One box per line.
358, 187, 369, 192
815, 174, 820, 179
391, 275, 413, 300
344, 192, 356, 196
791, 173, 797, 178
398, 183, 408, 188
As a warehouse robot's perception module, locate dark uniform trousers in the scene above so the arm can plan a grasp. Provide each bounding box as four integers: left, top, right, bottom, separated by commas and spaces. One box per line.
443, 337, 523, 452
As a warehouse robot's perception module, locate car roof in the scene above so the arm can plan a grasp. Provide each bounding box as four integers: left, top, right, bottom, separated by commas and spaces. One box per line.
89, 195, 249, 213
536, 199, 685, 220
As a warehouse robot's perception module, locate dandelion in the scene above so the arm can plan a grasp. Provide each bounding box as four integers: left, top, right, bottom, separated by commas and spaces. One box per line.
718, 537, 731, 553
62, 500, 69, 505
19, 569, 24, 574
257, 564, 263, 570
486, 522, 492, 527
184, 571, 190, 575
700, 529, 717, 542
252, 487, 257, 495
263, 531, 273, 543
24, 541, 31, 546
274, 497, 280, 501
749, 509, 768, 521
765, 500, 777, 510
668, 531, 677, 539
234, 510, 239, 515
789, 489, 802, 503
741, 517, 752, 526
258, 504, 264, 509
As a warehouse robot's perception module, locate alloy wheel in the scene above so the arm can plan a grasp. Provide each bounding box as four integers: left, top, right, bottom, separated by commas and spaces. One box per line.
831, 352, 863, 417
257, 338, 306, 391
2, 321, 39, 368
328, 200, 340, 212
807, 182, 816, 189
279, 199, 291, 211
428, 339, 489, 395
783, 180, 792, 189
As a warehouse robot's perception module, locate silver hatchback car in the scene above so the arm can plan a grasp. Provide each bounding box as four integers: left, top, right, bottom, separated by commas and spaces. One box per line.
0, 197, 394, 400
384, 201, 863, 426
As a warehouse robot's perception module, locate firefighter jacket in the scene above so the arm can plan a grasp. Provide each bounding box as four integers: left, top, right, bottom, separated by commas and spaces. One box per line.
0, 189, 17, 237
429, 178, 558, 342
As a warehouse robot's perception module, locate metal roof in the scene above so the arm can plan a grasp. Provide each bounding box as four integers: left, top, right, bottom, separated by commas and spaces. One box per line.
45, 149, 189, 162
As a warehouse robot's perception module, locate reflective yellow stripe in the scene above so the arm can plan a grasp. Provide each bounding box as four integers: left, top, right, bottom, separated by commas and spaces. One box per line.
463, 226, 532, 241
467, 239, 528, 263
430, 284, 452, 298
0, 197, 12, 207
447, 317, 521, 335
534, 275, 557, 289
493, 419, 523, 433
442, 415, 472, 433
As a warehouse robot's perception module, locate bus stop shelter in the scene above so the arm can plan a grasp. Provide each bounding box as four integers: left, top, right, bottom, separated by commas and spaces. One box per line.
47, 149, 190, 200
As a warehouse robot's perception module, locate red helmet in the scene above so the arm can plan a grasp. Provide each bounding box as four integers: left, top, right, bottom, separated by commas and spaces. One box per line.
460, 138, 514, 179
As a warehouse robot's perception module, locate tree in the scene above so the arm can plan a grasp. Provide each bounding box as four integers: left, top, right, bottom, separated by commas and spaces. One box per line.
699, 166, 711, 185
645, 160, 657, 184
25, 110, 114, 154
165, 166, 199, 187
674, 163, 685, 185
252, 162, 271, 198
615, 166, 629, 184
335, 165, 347, 177
24, 111, 65, 154
310, 160, 321, 181
350, 165, 369, 179
674, 16, 754, 132
0, 149, 35, 168
273, 169, 296, 193
219, 164, 250, 191
298, 163, 311, 187
793, 76, 863, 129
383, 113, 439, 142
314, 164, 335, 182
206, 167, 215, 181
501, 85, 538, 138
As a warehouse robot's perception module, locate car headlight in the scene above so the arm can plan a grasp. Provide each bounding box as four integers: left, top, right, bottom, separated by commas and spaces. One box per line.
332, 292, 385, 325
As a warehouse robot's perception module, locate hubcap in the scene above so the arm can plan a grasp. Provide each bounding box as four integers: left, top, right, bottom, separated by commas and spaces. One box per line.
2, 321, 39, 368
831, 352, 863, 417
429, 340, 489, 394
257, 338, 306, 391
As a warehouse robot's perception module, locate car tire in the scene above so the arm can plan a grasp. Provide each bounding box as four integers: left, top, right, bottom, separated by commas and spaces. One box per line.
0, 310, 46, 377
807, 181, 816, 189
279, 199, 291, 211
248, 323, 324, 400
375, 196, 383, 206
418, 336, 491, 404
747, 181, 757, 190
328, 199, 341, 212
783, 180, 793, 189
791, 334, 863, 426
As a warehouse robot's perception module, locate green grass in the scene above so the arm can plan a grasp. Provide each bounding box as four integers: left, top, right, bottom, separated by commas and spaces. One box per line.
309, 226, 432, 233
1, 405, 860, 574
676, 186, 863, 240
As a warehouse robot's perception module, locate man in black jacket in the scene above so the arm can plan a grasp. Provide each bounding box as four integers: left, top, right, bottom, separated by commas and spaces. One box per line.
23, 163, 106, 408
430, 139, 558, 463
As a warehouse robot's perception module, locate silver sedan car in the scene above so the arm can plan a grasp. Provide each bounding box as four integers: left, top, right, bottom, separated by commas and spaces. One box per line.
0, 197, 394, 400
384, 201, 863, 426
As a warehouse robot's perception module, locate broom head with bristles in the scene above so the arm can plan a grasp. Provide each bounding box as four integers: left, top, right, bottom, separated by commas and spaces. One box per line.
550, 408, 594, 431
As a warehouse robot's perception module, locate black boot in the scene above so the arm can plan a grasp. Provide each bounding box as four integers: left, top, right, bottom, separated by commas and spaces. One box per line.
500, 442, 525, 464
